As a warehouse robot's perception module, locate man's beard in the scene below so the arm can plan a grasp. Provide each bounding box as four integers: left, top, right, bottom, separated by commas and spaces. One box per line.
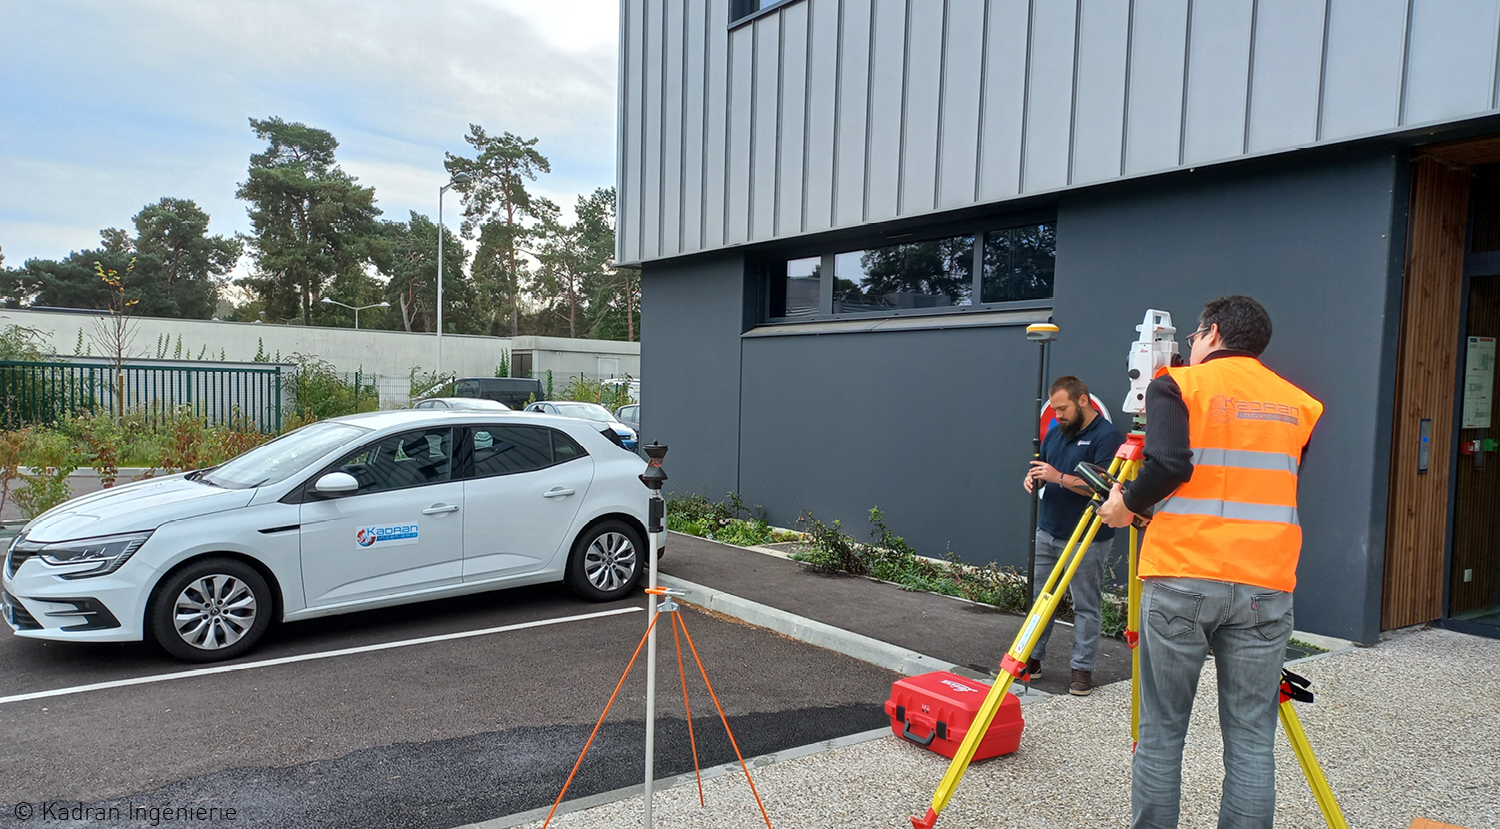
1060, 417, 1082, 440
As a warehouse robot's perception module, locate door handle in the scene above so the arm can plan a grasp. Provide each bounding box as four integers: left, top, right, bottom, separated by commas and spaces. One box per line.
422, 504, 460, 515
542, 488, 576, 498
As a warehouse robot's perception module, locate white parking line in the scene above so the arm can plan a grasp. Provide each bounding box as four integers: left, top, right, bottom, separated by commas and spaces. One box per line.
0, 606, 644, 706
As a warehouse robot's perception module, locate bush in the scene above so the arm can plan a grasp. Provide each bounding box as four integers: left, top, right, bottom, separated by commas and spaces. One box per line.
286, 354, 377, 421
14, 429, 83, 519
555, 373, 637, 410
665, 490, 775, 546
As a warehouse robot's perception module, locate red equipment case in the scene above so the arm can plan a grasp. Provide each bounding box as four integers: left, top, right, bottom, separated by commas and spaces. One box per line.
885, 671, 1024, 760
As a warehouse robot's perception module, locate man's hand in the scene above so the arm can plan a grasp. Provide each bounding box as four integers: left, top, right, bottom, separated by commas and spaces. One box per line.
1024, 460, 1060, 494
1096, 482, 1138, 529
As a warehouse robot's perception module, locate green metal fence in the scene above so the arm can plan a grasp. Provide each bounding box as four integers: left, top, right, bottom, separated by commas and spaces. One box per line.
0, 361, 284, 432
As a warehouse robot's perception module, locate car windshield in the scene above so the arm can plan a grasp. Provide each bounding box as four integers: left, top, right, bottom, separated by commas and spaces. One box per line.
551, 402, 615, 421
199, 421, 370, 490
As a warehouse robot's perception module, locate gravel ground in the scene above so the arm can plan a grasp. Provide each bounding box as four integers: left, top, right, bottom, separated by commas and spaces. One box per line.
509, 626, 1498, 829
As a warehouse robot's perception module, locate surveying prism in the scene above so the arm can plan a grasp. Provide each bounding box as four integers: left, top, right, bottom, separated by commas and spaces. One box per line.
911, 308, 1347, 829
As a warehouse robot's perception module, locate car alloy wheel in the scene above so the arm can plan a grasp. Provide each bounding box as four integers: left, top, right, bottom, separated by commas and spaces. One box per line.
173, 574, 258, 650
566, 520, 645, 602
584, 531, 638, 593
150, 557, 273, 662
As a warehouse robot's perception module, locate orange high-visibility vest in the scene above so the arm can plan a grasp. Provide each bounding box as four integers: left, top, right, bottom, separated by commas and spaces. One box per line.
1139, 356, 1323, 592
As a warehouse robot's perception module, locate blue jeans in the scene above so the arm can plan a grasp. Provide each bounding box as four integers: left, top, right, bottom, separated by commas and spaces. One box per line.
1031, 528, 1111, 671
1132, 577, 1294, 829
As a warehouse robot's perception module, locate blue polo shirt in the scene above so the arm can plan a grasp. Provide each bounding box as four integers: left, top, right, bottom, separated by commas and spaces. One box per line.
1037, 411, 1125, 541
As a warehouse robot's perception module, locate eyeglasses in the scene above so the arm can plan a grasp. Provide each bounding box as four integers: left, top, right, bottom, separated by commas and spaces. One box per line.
1186, 326, 1211, 346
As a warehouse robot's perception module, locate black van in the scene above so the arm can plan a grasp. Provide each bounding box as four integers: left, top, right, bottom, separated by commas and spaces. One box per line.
452, 377, 544, 409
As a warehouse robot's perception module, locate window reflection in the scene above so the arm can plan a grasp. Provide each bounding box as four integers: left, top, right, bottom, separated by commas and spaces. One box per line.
833, 236, 974, 314
784, 256, 821, 317
982, 223, 1055, 303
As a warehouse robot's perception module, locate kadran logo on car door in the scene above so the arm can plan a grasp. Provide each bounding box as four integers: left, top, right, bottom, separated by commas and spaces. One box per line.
356, 524, 420, 547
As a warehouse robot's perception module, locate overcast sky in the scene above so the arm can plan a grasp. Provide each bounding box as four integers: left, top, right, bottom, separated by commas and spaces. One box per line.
0, 0, 619, 275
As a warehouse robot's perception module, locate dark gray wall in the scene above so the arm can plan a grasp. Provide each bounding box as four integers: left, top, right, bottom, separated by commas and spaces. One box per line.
738, 326, 1046, 567
1051, 147, 1404, 644
638, 255, 749, 499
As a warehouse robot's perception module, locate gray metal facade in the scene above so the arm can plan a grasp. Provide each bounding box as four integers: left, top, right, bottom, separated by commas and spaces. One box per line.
617, 0, 1500, 266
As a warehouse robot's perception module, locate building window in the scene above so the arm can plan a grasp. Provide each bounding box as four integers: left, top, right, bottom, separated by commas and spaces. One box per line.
833, 236, 975, 314
765, 219, 1054, 322
982, 223, 1056, 303
730, 0, 798, 27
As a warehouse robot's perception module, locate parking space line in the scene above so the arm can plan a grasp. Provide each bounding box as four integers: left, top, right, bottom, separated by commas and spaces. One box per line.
0, 606, 643, 706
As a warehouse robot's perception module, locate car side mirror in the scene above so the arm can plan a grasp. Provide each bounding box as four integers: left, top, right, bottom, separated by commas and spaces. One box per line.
314, 472, 359, 496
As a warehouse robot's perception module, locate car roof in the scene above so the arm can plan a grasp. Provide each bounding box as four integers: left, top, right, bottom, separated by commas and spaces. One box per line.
415, 397, 510, 409
331, 409, 573, 430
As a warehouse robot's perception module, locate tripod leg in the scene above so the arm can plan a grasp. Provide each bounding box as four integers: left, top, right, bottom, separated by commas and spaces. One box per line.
1120, 457, 1143, 746
1278, 700, 1349, 829
671, 612, 706, 807
913, 486, 1117, 828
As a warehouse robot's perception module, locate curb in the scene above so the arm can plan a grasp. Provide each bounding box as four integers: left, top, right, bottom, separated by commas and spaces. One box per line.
656, 574, 1051, 705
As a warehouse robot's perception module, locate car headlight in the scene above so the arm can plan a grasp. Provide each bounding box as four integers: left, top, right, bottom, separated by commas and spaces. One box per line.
34, 531, 153, 580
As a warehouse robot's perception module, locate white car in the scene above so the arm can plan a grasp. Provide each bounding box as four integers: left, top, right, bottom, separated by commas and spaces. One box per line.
1, 410, 654, 662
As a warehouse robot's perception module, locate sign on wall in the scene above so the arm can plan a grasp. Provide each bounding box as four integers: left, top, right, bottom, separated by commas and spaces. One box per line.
1462, 336, 1495, 429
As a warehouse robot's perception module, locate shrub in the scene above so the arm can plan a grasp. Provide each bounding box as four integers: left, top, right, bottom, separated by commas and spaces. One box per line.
286, 354, 377, 421
15, 429, 82, 519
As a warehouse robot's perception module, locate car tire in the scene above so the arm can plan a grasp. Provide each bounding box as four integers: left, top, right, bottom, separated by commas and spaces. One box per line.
149, 557, 273, 662
565, 520, 645, 602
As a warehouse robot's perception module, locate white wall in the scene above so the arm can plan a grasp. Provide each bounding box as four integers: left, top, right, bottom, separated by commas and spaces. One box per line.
0, 308, 639, 381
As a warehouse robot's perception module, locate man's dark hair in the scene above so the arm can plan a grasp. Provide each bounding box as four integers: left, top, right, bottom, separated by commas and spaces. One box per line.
1049, 375, 1090, 404
1200, 295, 1272, 356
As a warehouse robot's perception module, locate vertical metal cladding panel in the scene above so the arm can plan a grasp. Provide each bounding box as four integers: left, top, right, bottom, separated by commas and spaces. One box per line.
900, 0, 944, 215
727, 25, 755, 245
641, 0, 665, 261
1022, 0, 1079, 192
778, 2, 811, 238
835, 0, 874, 226
620, 0, 645, 264
803, 0, 841, 232
661, 0, 686, 257
1403, 0, 1500, 125
703, 0, 731, 250
1181, 0, 1254, 166
1124, 0, 1190, 175
1319, 0, 1407, 141
866, 0, 908, 223
937, 0, 986, 210
752, 15, 783, 240
681, 0, 708, 253
1246, 0, 1325, 153
979, 0, 1031, 201
1070, 0, 1130, 185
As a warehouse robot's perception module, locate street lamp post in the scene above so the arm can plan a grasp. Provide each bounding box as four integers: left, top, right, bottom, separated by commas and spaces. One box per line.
319, 296, 389, 330
437, 171, 472, 382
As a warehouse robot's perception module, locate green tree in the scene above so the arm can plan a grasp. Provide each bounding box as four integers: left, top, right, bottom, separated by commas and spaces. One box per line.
445, 126, 551, 336
132, 197, 241, 318
236, 117, 384, 325
378, 211, 472, 333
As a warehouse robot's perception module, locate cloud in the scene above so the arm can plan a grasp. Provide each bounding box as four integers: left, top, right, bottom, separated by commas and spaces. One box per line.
0, 0, 619, 266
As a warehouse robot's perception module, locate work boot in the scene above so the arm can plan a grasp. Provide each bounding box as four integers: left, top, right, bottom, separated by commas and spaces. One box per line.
1025, 658, 1042, 680
1069, 669, 1093, 696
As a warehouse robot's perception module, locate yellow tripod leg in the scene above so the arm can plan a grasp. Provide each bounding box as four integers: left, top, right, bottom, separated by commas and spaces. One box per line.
1115, 457, 1142, 746
911, 458, 1122, 829
1279, 699, 1349, 829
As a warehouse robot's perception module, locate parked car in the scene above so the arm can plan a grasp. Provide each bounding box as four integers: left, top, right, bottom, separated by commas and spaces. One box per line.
524, 401, 638, 451
1, 410, 655, 662
413, 397, 511, 411
615, 403, 640, 433
453, 377, 544, 409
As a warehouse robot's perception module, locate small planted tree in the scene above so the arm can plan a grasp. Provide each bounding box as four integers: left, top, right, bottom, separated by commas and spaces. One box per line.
90, 259, 140, 422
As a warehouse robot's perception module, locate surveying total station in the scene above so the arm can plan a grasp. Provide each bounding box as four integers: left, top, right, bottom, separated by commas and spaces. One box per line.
909, 310, 1349, 829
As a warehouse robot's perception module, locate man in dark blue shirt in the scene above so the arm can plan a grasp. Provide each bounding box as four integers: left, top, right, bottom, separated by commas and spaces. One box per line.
1022, 375, 1125, 695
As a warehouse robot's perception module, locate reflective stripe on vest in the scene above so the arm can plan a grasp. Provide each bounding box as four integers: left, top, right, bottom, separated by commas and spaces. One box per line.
1156, 497, 1299, 526
1189, 447, 1299, 475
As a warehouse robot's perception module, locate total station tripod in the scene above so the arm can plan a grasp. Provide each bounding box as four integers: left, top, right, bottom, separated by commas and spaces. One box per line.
910, 435, 1350, 829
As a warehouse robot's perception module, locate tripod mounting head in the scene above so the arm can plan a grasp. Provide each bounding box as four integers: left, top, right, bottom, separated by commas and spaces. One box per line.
1124, 309, 1184, 418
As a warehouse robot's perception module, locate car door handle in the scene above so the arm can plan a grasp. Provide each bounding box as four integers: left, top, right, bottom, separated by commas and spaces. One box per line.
422, 504, 460, 515
542, 488, 576, 498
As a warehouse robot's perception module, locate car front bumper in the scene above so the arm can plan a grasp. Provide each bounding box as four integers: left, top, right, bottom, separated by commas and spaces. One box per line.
2, 559, 149, 643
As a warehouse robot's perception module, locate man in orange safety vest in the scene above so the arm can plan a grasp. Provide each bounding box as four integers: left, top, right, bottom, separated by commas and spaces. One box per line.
1098, 295, 1322, 829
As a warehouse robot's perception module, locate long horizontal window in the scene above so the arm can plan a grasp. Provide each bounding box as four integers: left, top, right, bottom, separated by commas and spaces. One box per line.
766, 220, 1054, 322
